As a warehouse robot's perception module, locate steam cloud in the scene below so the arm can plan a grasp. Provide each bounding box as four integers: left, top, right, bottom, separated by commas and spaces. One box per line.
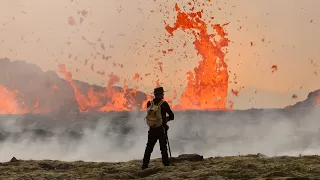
0, 107, 320, 162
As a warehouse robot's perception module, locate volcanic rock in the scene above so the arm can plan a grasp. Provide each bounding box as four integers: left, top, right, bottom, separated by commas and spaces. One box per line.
170, 153, 204, 163
9, 157, 18, 162
246, 153, 268, 159
56, 163, 73, 170
38, 162, 55, 170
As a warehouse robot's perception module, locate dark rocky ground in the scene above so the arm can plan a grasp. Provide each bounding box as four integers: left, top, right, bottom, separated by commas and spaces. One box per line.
2, 154, 320, 179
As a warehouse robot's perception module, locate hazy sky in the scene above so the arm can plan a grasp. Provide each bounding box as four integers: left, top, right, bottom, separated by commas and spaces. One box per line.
0, 0, 319, 109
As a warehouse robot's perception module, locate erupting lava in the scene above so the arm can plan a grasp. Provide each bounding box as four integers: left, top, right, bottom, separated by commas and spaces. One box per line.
59, 64, 141, 112
54, 2, 233, 112
0, 85, 28, 114
0, 85, 52, 114
166, 4, 230, 110
0, 2, 233, 114
1, 2, 319, 114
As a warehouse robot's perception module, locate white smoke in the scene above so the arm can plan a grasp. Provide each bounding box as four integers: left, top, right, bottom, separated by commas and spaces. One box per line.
0, 107, 320, 162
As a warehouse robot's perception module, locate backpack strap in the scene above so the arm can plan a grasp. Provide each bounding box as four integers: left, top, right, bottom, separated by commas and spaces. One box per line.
158, 100, 164, 106
150, 100, 154, 106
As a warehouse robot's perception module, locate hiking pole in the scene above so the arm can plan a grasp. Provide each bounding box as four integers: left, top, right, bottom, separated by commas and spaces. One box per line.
165, 130, 172, 158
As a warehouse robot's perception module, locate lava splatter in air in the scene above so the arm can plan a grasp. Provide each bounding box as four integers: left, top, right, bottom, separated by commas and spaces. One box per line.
166, 3, 231, 110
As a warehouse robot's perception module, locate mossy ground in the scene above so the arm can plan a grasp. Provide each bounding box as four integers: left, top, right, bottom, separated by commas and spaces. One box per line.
1, 154, 320, 180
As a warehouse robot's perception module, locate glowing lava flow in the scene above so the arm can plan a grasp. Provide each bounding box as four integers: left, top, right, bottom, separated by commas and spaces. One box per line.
58, 64, 142, 112
166, 4, 231, 110
0, 85, 28, 114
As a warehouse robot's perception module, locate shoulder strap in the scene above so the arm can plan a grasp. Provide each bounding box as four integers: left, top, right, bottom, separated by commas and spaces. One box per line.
158, 100, 164, 106
150, 100, 154, 106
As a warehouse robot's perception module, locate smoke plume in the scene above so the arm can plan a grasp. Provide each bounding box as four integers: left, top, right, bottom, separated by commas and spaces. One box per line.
0, 106, 319, 162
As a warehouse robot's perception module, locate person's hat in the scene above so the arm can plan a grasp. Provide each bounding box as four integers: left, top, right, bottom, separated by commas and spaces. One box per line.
153, 87, 166, 95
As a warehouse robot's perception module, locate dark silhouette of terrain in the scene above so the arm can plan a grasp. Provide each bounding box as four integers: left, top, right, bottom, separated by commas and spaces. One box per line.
1, 58, 319, 114
289, 89, 320, 109
0, 58, 148, 115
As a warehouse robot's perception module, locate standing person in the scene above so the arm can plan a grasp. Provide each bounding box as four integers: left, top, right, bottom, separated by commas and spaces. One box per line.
142, 87, 174, 170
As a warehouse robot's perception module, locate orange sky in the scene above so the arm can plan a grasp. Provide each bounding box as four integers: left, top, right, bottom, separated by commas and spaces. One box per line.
0, 0, 319, 109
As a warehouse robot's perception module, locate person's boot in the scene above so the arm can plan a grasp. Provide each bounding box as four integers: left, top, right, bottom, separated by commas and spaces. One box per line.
142, 153, 150, 170
161, 151, 169, 167
162, 157, 170, 167
141, 164, 148, 170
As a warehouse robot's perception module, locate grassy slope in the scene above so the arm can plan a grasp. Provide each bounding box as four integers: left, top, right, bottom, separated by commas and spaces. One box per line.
1, 155, 320, 180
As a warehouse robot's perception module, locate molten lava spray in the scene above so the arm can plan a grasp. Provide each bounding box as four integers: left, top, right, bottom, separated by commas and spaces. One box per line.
58, 64, 141, 112
0, 2, 233, 114
166, 4, 230, 110
0, 85, 28, 114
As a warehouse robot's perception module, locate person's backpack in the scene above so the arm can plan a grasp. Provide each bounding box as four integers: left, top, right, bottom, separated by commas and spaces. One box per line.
145, 100, 164, 127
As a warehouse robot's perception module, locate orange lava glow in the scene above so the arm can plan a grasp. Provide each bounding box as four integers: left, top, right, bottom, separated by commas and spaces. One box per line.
0, 84, 54, 115
0, 2, 235, 114
316, 92, 320, 105
58, 64, 141, 112
0, 85, 29, 114
166, 4, 231, 110
1, 0, 318, 115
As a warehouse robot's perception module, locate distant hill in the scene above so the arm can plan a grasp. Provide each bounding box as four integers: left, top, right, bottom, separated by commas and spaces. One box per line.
0, 58, 319, 115
286, 89, 320, 109
0, 58, 148, 115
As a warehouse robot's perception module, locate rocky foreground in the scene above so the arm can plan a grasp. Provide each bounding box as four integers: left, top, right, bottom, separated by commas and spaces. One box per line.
1, 154, 320, 180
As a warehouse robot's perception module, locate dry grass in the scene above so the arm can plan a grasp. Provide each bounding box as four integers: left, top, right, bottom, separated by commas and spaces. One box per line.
1, 154, 320, 180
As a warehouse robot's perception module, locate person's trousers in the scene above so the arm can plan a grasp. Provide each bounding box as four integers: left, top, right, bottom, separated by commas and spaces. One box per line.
142, 127, 169, 166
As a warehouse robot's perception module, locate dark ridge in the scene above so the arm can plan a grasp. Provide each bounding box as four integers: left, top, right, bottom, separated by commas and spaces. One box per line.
0, 58, 148, 115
